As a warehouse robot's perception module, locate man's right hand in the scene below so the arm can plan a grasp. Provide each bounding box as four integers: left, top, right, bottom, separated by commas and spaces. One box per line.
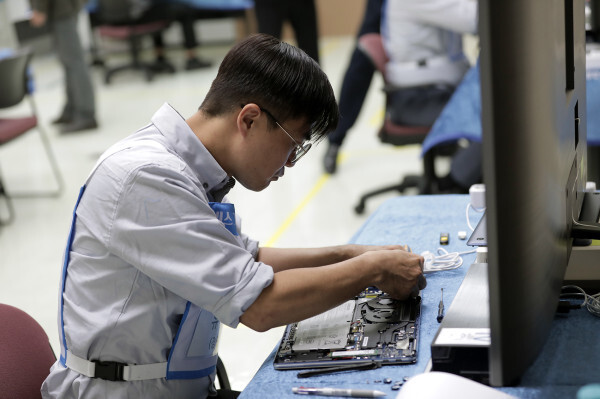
366, 249, 426, 299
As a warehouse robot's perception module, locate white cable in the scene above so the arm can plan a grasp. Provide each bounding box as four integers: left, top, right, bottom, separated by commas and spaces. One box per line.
466, 202, 475, 231
560, 285, 600, 318
590, 293, 600, 317
466, 202, 486, 232
421, 247, 477, 273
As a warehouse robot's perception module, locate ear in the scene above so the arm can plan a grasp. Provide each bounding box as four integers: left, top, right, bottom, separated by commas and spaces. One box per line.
237, 103, 262, 138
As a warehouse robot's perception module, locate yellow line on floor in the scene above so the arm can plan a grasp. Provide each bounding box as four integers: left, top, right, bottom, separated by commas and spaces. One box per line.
320, 37, 341, 57
371, 108, 384, 127
264, 174, 331, 247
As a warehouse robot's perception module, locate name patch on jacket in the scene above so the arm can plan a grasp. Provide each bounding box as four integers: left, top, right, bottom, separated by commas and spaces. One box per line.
209, 202, 238, 236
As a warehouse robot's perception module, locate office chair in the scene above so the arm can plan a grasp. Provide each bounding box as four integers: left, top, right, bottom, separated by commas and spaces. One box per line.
353, 33, 440, 214
0, 49, 64, 224
92, 0, 173, 84
0, 304, 56, 399
216, 356, 232, 390
0, 301, 232, 396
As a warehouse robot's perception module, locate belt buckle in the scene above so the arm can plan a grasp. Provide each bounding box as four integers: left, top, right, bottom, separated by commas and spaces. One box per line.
94, 360, 126, 381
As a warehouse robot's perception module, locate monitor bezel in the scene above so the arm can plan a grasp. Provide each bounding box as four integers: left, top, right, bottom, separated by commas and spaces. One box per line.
479, 0, 587, 386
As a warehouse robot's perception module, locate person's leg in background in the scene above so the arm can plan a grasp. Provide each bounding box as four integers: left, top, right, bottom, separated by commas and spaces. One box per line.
254, 0, 285, 39
287, 0, 320, 64
388, 84, 481, 193
148, 4, 212, 72
323, 0, 383, 174
216, 389, 241, 399
178, 9, 212, 70
52, 13, 98, 134
151, 31, 177, 73
388, 85, 453, 127
255, 0, 319, 63
438, 141, 482, 193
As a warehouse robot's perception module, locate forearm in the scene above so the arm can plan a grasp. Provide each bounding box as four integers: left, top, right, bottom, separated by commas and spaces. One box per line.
241, 254, 376, 331
257, 245, 357, 272
257, 244, 407, 272
243, 245, 425, 331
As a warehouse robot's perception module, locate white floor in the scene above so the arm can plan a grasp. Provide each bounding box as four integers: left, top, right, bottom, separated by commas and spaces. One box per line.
0, 36, 446, 391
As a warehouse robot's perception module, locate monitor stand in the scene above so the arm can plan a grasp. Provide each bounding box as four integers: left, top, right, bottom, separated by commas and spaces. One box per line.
430, 259, 491, 385
565, 246, 600, 290
568, 191, 600, 290
431, 233, 600, 386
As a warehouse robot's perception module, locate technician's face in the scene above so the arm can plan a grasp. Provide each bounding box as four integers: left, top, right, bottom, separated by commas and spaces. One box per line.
244, 113, 311, 192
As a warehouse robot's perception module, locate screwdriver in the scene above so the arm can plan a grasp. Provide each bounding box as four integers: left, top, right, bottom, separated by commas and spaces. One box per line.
437, 288, 445, 323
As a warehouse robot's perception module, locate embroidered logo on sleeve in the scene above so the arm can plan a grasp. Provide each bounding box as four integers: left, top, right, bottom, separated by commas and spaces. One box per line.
209, 202, 238, 236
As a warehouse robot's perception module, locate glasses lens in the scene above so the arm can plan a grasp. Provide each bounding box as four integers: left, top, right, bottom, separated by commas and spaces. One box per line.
291, 142, 312, 164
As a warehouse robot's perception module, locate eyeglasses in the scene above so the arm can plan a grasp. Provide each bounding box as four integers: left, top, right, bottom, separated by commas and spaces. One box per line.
259, 107, 312, 165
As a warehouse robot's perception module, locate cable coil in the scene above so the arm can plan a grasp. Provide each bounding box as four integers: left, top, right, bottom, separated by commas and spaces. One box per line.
561, 285, 600, 318
421, 247, 476, 273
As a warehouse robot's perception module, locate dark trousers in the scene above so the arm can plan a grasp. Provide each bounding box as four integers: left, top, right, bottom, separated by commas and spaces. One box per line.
388, 85, 454, 127
52, 14, 96, 121
328, 0, 383, 146
254, 0, 320, 64
216, 389, 241, 399
449, 141, 483, 189
139, 4, 199, 50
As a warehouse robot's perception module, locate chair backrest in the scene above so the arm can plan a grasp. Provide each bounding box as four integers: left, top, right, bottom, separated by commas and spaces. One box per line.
357, 33, 389, 78
0, 304, 56, 399
0, 49, 31, 109
358, 33, 431, 141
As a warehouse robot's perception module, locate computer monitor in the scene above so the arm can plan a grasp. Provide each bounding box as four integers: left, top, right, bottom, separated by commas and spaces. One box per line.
479, 0, 588, 387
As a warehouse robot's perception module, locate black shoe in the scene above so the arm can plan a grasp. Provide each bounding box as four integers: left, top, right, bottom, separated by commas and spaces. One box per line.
60, 119, 98, 134
185, 57, 212, 71
323, 143, 340, 174
52, 114, 73, 125
151, 57, 176, 74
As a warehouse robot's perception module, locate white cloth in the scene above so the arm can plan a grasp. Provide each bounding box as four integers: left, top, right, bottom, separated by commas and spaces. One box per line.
382, 0, 478, 88
42, 103, 275, 398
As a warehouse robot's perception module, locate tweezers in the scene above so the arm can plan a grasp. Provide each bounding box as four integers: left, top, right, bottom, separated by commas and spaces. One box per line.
296, 361, 382, 378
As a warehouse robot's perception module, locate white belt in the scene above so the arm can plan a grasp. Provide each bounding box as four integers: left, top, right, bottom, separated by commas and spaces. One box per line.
65, 350, 167, 381
392, 54, 458, 71
386, 56, 470, 88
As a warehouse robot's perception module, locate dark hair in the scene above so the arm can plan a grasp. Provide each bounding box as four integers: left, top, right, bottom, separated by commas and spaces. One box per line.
200, 34, 339, 142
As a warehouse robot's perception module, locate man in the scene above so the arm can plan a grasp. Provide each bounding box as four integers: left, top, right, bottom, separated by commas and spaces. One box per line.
382, 0, 480, 191
382, 0, 477, 126
42, 34, 426, 398
30, 0, 98, 133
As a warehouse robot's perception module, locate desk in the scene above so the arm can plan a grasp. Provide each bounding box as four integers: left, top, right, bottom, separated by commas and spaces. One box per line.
85, 0, 253, 13
421, 60, 600, 156
422, 57, 600, 184
239, 195, 599, 399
